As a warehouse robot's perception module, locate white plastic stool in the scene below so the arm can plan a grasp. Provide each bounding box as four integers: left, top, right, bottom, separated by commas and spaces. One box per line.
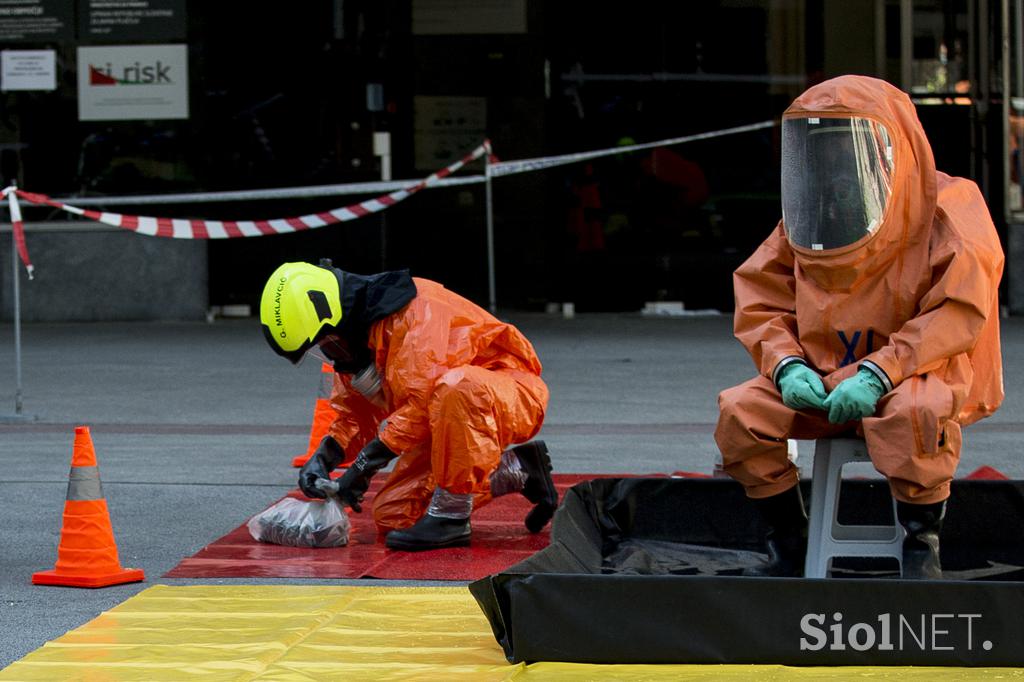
804, 438, 904, 578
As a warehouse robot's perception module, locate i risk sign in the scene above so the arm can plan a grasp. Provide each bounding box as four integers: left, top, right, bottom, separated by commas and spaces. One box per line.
77, 44, 189, 121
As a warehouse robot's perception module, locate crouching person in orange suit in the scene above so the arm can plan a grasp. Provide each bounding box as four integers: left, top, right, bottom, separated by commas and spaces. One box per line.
260, 260, 556, 551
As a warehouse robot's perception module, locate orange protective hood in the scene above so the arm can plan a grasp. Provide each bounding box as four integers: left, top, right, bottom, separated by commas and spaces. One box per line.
782, 75, 937, 291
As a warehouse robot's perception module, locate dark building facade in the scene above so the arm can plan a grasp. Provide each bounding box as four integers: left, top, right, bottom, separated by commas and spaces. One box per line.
1, 0, 1021, 319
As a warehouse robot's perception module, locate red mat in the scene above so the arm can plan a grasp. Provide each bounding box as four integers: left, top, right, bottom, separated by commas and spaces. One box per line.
165, 467, 1004, 581
164, 473, 658, 581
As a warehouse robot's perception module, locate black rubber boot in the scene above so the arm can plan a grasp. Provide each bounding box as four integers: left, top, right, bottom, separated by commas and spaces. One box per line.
385, 514, 471, 552
897, 500, 945, 580
510, 441, 558, 533
742, 485, 808, 577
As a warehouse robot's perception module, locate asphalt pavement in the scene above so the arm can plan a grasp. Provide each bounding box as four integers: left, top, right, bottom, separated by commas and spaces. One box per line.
2, 311, 1024, 668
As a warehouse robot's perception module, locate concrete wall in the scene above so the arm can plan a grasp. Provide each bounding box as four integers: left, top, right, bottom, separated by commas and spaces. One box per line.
0, 225, 208, 322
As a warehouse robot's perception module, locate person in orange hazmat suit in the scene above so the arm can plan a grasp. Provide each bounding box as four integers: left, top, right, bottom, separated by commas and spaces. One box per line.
715, 75, 1004, 579
259, 260, 556, 551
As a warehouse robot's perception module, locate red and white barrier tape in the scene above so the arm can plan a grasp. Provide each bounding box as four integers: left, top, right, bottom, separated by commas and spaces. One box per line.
11, 141, 490, 241
2, 119, 776, 279
488, 120, 776, 177
2, 186, 33, 279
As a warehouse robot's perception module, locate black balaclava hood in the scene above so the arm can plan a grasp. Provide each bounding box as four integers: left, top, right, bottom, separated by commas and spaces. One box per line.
322, 262, 417, 373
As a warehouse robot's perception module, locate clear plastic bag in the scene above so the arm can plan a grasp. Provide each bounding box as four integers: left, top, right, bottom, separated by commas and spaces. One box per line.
247, 495, 351, 548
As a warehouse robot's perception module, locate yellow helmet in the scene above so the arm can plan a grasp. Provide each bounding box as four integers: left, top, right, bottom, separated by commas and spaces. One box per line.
260, 262, 343, 364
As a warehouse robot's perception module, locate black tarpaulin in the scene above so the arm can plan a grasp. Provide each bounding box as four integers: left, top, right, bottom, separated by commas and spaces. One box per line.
469, 477, 1024, 665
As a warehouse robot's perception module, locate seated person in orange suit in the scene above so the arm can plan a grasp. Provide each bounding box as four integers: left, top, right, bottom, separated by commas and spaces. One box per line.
715, 75, 1004, 579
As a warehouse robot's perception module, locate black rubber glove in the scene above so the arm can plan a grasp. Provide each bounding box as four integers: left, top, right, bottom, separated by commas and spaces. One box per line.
298, 436, 345, 499
334, 438, 398, 512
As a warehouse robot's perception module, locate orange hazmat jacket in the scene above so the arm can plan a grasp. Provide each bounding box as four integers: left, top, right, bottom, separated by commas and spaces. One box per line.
326, 278, 548, 528
734, 76, 1003, 422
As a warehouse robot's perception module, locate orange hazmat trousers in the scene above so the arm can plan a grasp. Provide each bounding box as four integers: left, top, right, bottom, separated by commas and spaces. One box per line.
715, 75, 1004, 505
326, 278, 549, 532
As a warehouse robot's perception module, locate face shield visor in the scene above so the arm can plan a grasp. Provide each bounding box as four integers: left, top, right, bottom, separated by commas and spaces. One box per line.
781, 116, 895, 251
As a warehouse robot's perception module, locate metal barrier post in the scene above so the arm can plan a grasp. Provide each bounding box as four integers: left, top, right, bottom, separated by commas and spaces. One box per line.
485, 144, 497, 314
3, 183, 33, 422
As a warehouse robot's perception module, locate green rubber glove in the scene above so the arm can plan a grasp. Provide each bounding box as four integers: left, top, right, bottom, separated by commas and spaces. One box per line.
823, 369, 886, 424
777, 362, 828, 411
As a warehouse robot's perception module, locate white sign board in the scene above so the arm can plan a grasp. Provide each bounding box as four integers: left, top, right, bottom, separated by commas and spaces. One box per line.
1, 50, 56, 91
77, 44, 188, 121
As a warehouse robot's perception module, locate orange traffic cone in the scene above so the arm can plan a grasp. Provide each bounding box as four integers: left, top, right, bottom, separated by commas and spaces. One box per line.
292, 363, 340, 467
32, 426, 145, 588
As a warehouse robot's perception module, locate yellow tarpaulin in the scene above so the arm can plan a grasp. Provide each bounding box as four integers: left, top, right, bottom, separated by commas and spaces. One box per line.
1, 585, 1022, 681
